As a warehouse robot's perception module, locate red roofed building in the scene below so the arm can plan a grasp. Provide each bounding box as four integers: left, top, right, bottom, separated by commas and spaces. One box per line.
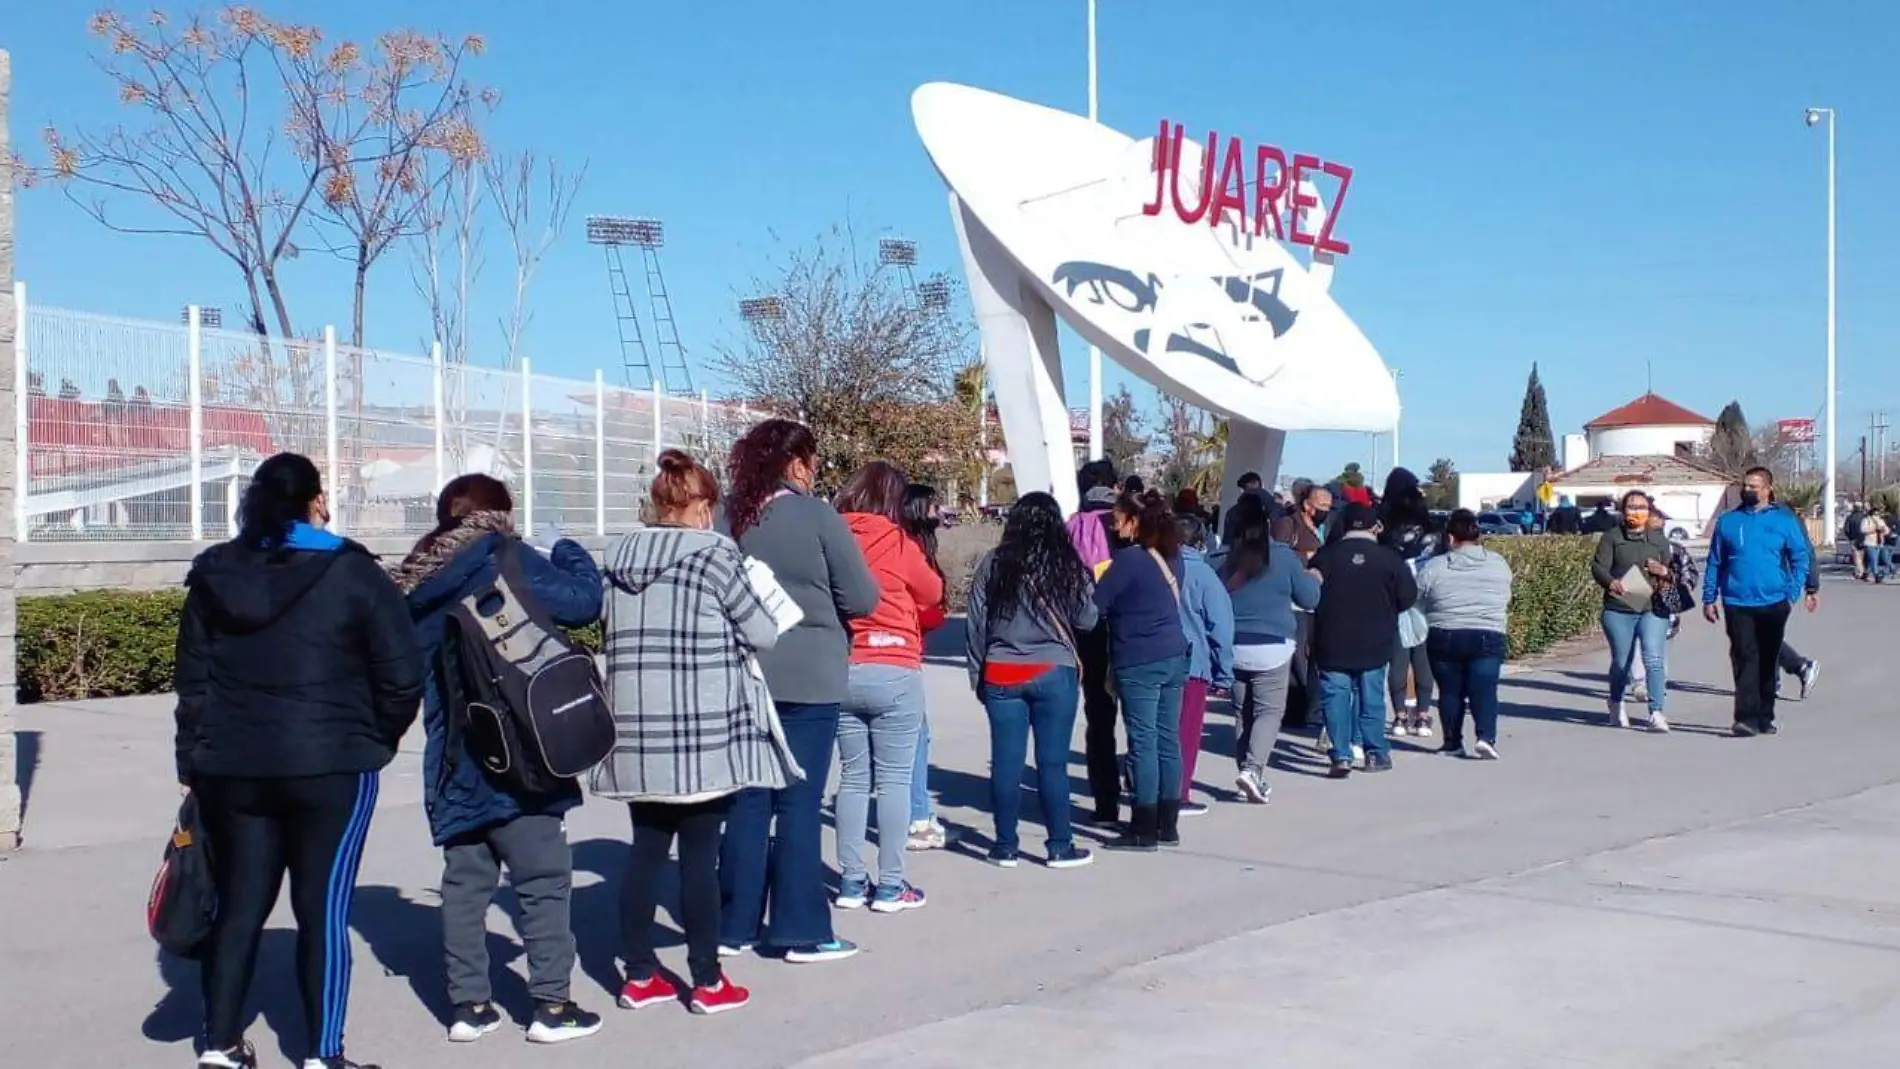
1581, 392, 1716, 461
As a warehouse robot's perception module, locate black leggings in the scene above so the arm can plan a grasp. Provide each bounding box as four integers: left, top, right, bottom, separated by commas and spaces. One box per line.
1077, 626, 1122, 818
196, 772, 380, 1060
622, 798, 729, 990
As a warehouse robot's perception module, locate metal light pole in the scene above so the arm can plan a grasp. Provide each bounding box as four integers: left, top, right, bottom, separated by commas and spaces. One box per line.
1085, 0, 1104, 462
1390, 367, 1403, 472
1807, 106, 1837, 539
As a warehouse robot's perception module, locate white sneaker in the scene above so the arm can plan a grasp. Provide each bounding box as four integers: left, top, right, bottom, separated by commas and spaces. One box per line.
1391, 720, 1412, 737
1610, 701, 1630, 729
1413, 719, 1434, 739
1351, 743, 1366, 764
1235, 769, 1271, 804
1473, 740, 1500, 760
1648, 712, 1671, 734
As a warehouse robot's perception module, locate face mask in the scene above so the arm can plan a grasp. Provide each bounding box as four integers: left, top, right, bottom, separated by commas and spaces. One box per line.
1740, 490, 1761, 509
1310, 508, 1331, 525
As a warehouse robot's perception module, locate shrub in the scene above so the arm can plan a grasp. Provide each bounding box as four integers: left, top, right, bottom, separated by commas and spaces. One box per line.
13, 532, 1603, 704
1489, 535, 1602, 659
18, 589, 188, 703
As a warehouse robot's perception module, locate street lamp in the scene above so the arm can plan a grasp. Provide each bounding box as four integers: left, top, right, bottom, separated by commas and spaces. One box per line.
1390, 367, 1403, 471
1806, 106, 1837, 541
1085, 0, 1104, 463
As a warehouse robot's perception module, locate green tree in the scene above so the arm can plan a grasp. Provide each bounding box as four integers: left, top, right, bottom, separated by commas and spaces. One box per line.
1424, 457, 1459, 510
1509, 363, 1559, 473
1708, 401, 1757, 475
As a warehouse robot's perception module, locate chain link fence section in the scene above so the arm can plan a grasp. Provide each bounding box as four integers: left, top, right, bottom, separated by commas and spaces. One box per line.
24, 306, 198, 540
17, 301, 770, 544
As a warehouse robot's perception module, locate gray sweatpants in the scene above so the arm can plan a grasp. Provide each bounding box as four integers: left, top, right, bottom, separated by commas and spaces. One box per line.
440, 813, 575, 1007
1234, 662, 1292, 776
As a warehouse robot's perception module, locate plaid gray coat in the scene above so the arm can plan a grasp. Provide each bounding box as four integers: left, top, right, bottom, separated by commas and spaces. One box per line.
589, 526, 802, 802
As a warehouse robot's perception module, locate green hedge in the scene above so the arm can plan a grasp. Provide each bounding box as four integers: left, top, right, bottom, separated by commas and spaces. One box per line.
15, 535, 1601, 704
1489, 535, 1602, 660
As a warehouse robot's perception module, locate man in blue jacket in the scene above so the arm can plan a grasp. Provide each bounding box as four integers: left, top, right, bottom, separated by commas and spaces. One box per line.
1702, 467, 1813, 737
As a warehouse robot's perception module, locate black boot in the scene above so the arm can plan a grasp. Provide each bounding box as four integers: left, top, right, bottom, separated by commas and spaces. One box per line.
1103, 804, 1159, 852
1157, 801, 1182, 848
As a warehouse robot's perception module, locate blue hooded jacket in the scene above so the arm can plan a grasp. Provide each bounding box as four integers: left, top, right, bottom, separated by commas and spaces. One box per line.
1702, 502, 1811, 610
404, 533, 603, 846
1177, 546, 1235, 688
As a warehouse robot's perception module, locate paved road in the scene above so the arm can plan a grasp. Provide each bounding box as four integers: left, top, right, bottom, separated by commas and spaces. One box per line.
5, 572, 1899, 1068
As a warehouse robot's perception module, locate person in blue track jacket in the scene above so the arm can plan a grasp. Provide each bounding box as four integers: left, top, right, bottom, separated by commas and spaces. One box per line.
1701, 467, 1814, 738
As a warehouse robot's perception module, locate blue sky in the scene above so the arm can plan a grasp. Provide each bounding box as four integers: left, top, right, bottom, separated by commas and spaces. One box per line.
7, 0, 1898, 483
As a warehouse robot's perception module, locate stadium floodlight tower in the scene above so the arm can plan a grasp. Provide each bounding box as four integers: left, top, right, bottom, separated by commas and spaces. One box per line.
587, 215, 696, 393
879, 238, 922, 309
181, 306, 223, 328
917, 275, 952, 316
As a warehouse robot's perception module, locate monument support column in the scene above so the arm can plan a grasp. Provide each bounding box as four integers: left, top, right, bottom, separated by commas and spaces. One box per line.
0, 50, 21, 850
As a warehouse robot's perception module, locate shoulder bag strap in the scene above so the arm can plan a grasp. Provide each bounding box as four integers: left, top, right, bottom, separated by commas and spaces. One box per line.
1147, 548, 1183, 605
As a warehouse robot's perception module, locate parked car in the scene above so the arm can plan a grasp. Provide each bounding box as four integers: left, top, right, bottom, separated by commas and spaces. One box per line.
1476, 511, 1520, 537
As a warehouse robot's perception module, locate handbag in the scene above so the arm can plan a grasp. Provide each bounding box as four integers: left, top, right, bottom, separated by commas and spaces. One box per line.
147, 794, 217, 959
1653, 552, 1696, 616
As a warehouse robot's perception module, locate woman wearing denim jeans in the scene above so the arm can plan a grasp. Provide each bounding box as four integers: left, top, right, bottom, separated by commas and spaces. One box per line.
1093, 492, 1191, 852
1416, 510, 1514, 759
719, 421, 880, 965
1589, 490, 1674, 733
831, 463, 943, 912
900, 483, 951, 851
964, 493, 1101, 868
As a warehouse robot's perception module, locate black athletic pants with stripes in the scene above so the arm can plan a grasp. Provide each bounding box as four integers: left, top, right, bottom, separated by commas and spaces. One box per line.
195, 771, 379, 1060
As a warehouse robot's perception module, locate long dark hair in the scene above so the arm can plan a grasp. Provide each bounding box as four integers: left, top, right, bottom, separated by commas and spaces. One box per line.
833, 461, 908, 524
901, 482, 943, 579
726, 418, 817, 539
985, 492, 1091, 631
1379, 466, 1431, 531
238, 452, 324, 549
1219, 492, 1276, 590
1114, 490, 1183, 558
407, 472, 514, 558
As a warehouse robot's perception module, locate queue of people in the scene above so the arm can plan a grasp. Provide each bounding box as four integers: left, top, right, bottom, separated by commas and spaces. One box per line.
170, 437, 1819, 1069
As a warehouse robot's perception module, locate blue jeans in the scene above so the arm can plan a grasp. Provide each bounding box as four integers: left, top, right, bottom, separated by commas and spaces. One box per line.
719, 700, 838, 949
1114, 656, 1188, 808
835, 664, 924, 889
911, 712, 932, 824
1870, 545, 1892, 579
1427, 629, 1506, 748
1601, 608, 1668, 712
982, 666, 1080, 855
1320, 666, 1388, 762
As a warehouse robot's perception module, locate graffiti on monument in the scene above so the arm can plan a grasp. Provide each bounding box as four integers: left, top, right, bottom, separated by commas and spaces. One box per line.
1049, 261, 1298, 380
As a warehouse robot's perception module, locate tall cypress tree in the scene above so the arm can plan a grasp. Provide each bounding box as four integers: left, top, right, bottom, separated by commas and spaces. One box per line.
1708, 401, 1757, 475
1509, 363, 1559, 472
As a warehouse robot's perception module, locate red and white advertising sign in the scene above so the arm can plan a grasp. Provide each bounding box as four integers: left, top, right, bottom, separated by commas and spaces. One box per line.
1777, 418, 1816, 443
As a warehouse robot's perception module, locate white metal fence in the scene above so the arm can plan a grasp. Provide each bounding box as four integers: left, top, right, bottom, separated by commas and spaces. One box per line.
10, 283, 760, 542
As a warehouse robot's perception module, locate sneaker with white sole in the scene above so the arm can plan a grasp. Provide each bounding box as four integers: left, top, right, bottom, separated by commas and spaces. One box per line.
1412, 718, 1433, 739
1610, 701, 1630, 729
1391, 720, 1412, 737
525, 1001, 603, 1045
302, 1058, 380, 1069
1648, 712, 1670, 734
198, 1043, 258, 1069
1799, 660, 1821, 700
905, 818, 947, 851
833, 877, 870, 910
1179, 801, 1210, 817
1045, 845, 1095, 869
1473, 740, 1500, 760
1351, 743, 1365, 764
689, 978, 751, 1016
717, 942, 753, 959
447, 1001, 504, 1042
1235, 769, 1271, 804
784, 938, 859, 964
869, 882, 927, 914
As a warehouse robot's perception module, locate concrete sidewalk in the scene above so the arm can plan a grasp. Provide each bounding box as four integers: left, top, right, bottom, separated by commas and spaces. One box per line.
4, 575, 1899, 1067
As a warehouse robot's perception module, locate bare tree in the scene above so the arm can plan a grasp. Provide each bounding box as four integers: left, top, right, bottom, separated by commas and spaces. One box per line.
714, 231, 973, 485
486, 150, 584, 370
1153, 394, 1226, 499
409, 123, 484, 470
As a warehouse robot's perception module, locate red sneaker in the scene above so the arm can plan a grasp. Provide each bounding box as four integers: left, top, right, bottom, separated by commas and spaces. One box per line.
688, 978, 751, 1016
617, 973, 679, 1010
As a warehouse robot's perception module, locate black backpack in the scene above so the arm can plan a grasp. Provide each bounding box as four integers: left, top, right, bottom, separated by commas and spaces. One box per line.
1845, 512, 1864, 542
435, 540, 614, 798
147, 794, 217, 959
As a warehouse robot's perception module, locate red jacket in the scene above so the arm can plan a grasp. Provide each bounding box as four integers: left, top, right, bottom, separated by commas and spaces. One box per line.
843, 512, 945, 669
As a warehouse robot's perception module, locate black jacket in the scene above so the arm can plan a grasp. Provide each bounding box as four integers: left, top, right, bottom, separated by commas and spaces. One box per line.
1309, 533, 1419, 672
174, 531, 425, 783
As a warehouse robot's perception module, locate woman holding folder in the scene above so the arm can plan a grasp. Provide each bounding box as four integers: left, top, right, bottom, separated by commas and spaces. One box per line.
1590, 490, 1675, 733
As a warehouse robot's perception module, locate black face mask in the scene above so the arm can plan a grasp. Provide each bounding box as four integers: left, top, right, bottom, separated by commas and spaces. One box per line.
1739, 490, 1761, 509
1310, 508, 1331, 525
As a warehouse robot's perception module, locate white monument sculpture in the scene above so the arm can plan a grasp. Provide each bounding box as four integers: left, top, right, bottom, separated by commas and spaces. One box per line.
911, 82, 1398, 516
